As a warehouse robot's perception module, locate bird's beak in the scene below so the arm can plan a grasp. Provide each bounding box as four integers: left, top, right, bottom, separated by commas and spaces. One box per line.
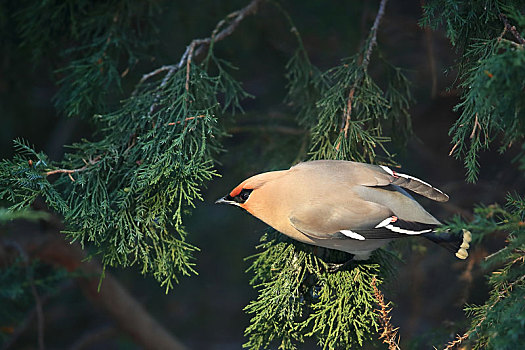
215, 196, 229, 205
215, 195, 240, 207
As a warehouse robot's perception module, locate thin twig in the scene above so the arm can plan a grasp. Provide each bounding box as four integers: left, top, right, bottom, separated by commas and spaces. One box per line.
371, 277, 400, 350
499, 14, 525, 45
167, 115, 206, 126
137, 0, 264, 88
136, 0, 264, 116
137, 65, 174, 86
343, 87, 356, 138
31, 282, 45, 350
449, 141, 459, 156
362, 0, 389, 71
469, 113, 481, 139
443, 333, 469, 350
337, 0, 388, 150
185, 42, 197, 93
45, 155, 102, 181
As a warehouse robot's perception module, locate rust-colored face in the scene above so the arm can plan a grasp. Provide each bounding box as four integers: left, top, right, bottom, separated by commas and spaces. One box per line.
215, 185, 253, 207
215, 170, 287, 209
215, 176, 255, 209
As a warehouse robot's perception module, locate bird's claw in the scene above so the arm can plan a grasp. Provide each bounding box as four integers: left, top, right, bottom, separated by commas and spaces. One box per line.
326, 258, 354, 273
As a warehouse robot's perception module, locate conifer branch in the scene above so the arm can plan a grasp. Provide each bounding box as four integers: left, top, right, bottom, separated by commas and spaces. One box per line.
338, 0, 388, 148
137, 0, 264, 116
137, 0, 264, 88
371, 277, 400, 350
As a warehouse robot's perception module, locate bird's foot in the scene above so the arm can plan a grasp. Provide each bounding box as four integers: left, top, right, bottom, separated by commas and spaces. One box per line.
326, 258, 355, 273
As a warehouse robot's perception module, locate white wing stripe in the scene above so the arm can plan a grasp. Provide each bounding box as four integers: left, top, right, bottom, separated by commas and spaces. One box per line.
385, 224, 432, 235
340, 230, 366, 240
375, 217, 393, 228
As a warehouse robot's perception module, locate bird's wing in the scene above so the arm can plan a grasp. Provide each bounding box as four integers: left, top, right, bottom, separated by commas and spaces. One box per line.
289, 199, 439, 241
352, 162, 449, 202
293, 160, 449, 202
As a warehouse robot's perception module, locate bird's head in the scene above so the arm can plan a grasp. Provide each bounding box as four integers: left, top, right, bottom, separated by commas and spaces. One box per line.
215, 170, 287, 212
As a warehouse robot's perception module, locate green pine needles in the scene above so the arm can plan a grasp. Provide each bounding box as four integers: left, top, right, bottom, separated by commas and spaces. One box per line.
284, 0, 412, 164
2, 0, 525, 348
244, 232, 395, 350
1, 9, 250, 291
15, 0, 159, 118
423, 0, 525, 182
441, 194, 525, 349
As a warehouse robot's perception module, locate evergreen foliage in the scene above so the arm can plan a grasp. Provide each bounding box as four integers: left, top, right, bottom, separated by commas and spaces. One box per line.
0, 1, 250, 291
1, 0, 525, 348
442, 194, 525, 349
422, 0, 525, 182
284, 2, 412, 163
15, 0, 159, 118
244, 232, 395, 350
422, 1, 525, 348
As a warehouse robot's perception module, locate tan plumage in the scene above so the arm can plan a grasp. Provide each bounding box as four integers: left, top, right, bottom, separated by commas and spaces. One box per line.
216, 160, 471, 260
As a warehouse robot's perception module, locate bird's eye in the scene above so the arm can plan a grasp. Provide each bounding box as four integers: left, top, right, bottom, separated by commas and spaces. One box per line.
236, 189, 252, 203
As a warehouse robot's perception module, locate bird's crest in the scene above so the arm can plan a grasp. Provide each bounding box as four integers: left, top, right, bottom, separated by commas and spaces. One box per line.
229, 170, 287, 198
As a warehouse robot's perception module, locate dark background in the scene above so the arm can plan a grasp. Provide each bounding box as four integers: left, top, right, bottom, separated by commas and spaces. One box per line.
1, 0, 523, 349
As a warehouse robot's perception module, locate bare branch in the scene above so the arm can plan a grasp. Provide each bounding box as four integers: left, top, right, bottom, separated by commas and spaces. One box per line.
371, 277, 400, 350
167, 114, 206, 126
443, 333, 469, 350
337, 0, 388, 150
45, 155, 102, 181
362, 0, 389, 71
499, 14, 525, 45
137, 0, 264, 88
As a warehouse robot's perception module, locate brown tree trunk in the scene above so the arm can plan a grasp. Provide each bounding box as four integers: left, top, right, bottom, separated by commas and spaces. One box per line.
6, 222, 188, 350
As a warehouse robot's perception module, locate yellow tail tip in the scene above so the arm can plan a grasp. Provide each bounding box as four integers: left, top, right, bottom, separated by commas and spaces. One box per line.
456, 229, 472, 260
462, 229, 472, 244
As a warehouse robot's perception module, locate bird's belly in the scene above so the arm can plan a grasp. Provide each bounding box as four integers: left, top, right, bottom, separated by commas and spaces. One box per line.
310, 237, 391, 256
276, 222, 391, 259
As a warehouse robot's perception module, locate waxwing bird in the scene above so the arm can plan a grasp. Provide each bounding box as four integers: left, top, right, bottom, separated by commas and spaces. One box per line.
216, 160, 471, 260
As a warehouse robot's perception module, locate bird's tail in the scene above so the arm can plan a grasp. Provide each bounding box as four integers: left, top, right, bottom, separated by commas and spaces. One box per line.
422, 229, 472, 259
